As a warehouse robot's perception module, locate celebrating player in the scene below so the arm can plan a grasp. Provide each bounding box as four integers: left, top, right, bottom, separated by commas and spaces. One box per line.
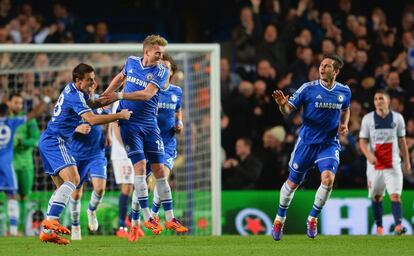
128, 54, 186, 241
38, 63, 131, 245
359, 90, 411, 235
101, 35, 187, 235
0, 98, 46, 236
68, 82, 111, 240
8, 92, 41, 235
271, 54, 351, 240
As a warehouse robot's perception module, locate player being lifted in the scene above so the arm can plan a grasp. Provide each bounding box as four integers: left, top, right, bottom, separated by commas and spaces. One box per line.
271, 54, 351, 240
68, 81, 112, 240
0, 96, 46, 236
101, 35, 187, 235
38, 63, 131, 245
359, 90, 411, 235
128, 54, 186, 241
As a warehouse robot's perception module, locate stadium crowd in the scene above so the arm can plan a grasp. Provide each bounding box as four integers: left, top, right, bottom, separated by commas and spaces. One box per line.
1, 0, 414, 191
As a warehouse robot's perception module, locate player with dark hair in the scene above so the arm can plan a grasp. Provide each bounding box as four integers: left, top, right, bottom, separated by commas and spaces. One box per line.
0, 95, 46, 236
8, 92, 40, 235
359, 90, 411, 235
38, 63, 131, 245
271, 54, 351, 240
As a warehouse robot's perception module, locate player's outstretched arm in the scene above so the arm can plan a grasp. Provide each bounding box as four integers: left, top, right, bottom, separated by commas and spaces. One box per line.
104, 72, 126, 94
100, 83, 159, 104
81, 109, 132, 126
272, 90, 292, 116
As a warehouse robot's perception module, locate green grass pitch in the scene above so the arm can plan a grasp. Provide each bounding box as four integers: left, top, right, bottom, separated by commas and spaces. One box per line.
1, 235, 413, 256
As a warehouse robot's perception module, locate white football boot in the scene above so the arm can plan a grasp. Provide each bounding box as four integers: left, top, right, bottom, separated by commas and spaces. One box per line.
87, 209, 99, 231
71, 225, 82, 240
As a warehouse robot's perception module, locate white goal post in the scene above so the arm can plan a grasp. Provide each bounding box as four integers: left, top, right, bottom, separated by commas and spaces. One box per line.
1, 44, 221, 236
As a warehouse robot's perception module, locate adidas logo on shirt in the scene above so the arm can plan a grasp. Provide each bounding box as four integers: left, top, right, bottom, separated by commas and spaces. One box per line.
316, 94, 322, 99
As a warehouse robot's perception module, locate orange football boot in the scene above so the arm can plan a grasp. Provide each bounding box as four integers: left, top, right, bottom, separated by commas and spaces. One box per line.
41, 219, 70, 234
165, 218, 188, 233
39, 231, 70, 245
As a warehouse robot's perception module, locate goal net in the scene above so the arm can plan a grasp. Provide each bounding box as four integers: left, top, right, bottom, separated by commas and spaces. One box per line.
0, 44, 221, 236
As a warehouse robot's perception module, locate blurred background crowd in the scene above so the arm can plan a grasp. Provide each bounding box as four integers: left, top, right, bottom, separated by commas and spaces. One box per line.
1, 0, 414, 190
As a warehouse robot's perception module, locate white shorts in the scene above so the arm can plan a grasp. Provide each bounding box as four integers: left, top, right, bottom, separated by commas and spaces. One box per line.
367, 166, 403, 197
112, 159, 134, 184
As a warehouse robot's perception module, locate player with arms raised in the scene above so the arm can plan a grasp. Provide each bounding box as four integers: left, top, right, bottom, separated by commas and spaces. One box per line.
271, 54, 351, 240
38, 63, 131, 245
101, 35, 187, 235
359, 90, 411, 235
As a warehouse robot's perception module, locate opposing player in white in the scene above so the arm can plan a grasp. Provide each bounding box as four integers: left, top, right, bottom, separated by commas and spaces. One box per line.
359, 90, 411, 235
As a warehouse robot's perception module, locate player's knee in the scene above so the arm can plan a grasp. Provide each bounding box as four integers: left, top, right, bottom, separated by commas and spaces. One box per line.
373, 195, 383, 202
133, 160, 147, 175
121, 184, 133, 195
70, 174, 81, 187
321, 171, 335, 186
390, 193, 401, 202
94, 186, 105, 196
72, 190, 82, 200
286, 179, 300, 190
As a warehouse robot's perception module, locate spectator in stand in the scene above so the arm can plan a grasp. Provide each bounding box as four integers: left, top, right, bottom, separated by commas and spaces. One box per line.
256, 126, 288, 189
222, 137, 262, 190
256, 23, 288, 74
255, 59, 277, 93
220, 57, 241, 102
0, 0, 12, 26
232, 4, 262, 80
383, 70, 405, 99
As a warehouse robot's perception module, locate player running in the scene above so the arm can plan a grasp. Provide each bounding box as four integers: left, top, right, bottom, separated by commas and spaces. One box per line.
38, 63, 131, 245
359, 90, 411, 235
271, 54, 351, 240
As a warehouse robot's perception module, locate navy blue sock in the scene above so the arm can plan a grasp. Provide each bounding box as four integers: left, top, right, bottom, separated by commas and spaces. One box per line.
372, 200, 383, 227
118, 194, 129, 227
391, 201, 402, 226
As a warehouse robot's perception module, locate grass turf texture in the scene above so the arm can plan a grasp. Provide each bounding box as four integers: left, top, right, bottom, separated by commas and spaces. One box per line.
0, 235, 413, 256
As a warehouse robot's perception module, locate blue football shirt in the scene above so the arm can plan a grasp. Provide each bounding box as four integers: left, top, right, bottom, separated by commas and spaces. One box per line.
157, 84, 182, 141
0, 116, 26, 162
45, 83, 91, 141
71, 106, 110, 160
118, 56, 169, 127
288, 80, 351, 144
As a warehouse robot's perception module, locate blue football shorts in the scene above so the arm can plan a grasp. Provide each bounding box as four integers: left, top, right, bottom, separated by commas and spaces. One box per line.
0, 159, 17, 194
76, 155, 107, 189
119, 123, 164, 165
288, 137, 340, 184
38, 132, 76, 176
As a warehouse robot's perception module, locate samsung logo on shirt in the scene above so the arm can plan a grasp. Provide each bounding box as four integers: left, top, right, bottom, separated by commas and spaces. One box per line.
126, 76, 148, 87
314, 102, 342, 109
158, 102, 176, 110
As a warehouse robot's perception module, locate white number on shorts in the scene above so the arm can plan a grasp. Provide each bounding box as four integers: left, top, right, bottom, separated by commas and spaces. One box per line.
155, 140, 164, 152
